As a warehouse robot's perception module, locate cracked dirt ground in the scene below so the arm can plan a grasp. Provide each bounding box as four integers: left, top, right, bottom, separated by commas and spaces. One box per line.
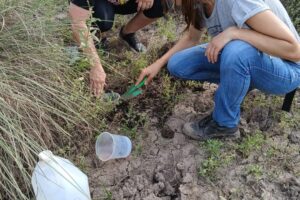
79, 83, 300, 200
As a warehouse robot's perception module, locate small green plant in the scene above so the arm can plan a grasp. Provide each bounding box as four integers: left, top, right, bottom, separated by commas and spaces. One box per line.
184, 80, 203, 90
104, 188, 113, 200
131, 53, 149, 78
198, 140, 234, 180
198, 157, 221, 179
121, 104, 148, 140
73, 58, 90, 73
157, 16, 177, 42
77, 156, 87, 172
246, 164, 263, 179
161, 74, 178, 103
279, 111, 300, 129
237, 131, 265, 157
203, 139, 223, 157
134, 143, 143, 157
121, 125, 138, 139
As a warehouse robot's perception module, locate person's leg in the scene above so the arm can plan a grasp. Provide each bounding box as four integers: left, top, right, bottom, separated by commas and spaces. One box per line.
167, 44, 220, 83
183, 40, 300, 140
114, 0, 163, 34
213, 40, 300, 128
92, 0, 115, 32
114, 0, 163, 52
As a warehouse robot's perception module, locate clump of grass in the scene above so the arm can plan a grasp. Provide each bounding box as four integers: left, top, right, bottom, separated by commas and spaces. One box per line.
0, 0, 105, 199
198, 140, 234, 180
246, 164, 263, 179
104, 188, 113, 200
157, 16, 177, 42
237, 131, 265, 157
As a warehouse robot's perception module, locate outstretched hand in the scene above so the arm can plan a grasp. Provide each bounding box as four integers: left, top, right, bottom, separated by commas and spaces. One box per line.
136, 60, 163, 86
136, 0, 154, 11
89, 65, 106, 97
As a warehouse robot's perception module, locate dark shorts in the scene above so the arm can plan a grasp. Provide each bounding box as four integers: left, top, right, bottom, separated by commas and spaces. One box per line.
71, 0, 164, 32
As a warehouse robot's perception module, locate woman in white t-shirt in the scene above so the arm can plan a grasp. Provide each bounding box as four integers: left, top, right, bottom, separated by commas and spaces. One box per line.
137, 0, 300, 140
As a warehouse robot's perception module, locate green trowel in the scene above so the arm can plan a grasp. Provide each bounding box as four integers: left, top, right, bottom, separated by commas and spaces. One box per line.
121, 77, 147, 100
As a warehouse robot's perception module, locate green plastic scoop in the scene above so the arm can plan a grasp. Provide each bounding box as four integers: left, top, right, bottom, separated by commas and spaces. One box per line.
121, 77, 147, 100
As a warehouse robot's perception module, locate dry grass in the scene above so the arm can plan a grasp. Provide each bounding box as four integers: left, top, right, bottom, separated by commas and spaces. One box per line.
0, 0, 103, 199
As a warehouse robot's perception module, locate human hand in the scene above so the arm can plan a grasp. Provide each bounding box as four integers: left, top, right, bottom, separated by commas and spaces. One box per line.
136, 0, 154, 11
205, 26, 239, 63
89, 65, 106, 97
136, 60, 163, 85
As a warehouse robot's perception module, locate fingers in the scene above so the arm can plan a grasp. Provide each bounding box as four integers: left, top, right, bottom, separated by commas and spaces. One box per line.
205, 44, 219, 63
213, 48, 220, 63
90, 80, 105, 97
137, 0, 153, 11
137, 1, 142, 11
145, 75, 154, 85
136, 70, 147, 85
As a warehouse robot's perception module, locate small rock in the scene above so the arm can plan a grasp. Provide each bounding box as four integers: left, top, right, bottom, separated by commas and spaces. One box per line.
55, 13, 67, 20
150, 117, 159, 124
183, 173, 193, 183
173, 132, 186, 146
150, 148, 159, 156
158, 182, 165, 190
144, 193, 162, 200
177, 162, 185, 171
98, 175, 115, 186
164, 182, 176, 195
288, 132, 300, 144
155, 172, 165, 182
164, 117, 185, 133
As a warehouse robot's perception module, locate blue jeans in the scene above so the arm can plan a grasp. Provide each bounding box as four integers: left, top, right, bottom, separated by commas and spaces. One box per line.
167, 40, 300, 128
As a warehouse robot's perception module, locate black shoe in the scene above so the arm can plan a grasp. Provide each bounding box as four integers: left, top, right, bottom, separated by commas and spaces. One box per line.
182, 114, 240, 141
95, 37, 109, 51
119, 26, 146, 52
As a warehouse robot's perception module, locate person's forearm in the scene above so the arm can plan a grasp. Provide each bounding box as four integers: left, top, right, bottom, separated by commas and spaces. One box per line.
156, 28, 204, 67
71, 23, 104, 70
234, 28, 300, 62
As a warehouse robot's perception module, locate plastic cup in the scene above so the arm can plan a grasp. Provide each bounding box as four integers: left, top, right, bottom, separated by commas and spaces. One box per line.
95, 132, 132, 161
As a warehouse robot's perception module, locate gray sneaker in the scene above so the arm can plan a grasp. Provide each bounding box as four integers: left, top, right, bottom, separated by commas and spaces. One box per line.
183, 114, 240, 141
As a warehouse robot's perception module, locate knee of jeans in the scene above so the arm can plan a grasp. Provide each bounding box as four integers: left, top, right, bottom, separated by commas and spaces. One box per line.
222, 40, 259, 61
221, 40, 258, 73
167, 53, 183, 77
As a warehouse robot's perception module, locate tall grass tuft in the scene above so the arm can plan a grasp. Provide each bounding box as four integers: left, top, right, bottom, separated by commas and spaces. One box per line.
0, 0, 100, 199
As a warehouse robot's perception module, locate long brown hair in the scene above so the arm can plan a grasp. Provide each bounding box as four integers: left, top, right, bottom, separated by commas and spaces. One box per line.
181, 0, 204, 30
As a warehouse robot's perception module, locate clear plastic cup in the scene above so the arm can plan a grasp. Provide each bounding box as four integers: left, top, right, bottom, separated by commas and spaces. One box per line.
95, 132, 132, 161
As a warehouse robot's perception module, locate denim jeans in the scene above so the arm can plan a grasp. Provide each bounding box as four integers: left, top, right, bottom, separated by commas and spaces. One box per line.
167, 40, 300, 128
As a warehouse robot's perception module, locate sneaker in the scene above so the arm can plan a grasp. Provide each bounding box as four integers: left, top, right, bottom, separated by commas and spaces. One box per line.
119, 26, 146, 52
95, 37, 109, 51
182, 114, 240, 141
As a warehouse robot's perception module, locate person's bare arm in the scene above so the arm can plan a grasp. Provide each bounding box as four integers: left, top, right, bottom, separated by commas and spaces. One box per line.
136, 25, 204, 84
69, 3, 106, 96
236, 10, 300, 62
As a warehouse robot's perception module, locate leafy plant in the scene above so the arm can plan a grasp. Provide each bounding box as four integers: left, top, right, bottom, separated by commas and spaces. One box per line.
198, 140, 234, 180
237, 131, 265, 157
246, 164, 263, 179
